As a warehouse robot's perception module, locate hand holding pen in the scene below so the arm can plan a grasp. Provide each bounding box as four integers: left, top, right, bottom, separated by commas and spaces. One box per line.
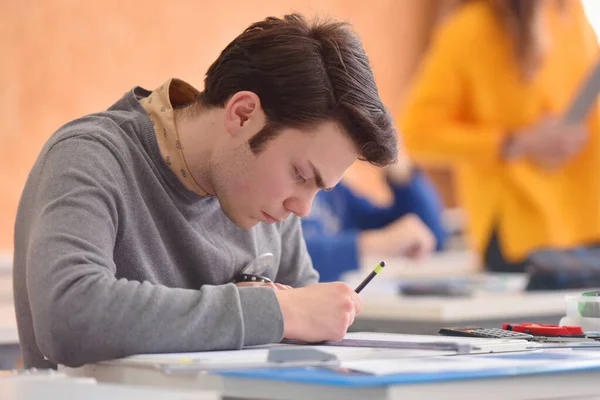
238, 259, 385, 344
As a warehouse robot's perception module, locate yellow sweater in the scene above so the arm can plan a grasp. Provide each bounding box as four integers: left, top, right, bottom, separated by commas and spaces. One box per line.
401, 0, 600, 263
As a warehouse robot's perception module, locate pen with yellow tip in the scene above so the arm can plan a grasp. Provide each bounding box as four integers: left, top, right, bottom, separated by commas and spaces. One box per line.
354, 260, 386, 294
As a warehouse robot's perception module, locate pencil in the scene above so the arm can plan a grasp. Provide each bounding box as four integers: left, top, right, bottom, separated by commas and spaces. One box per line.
354, 261, 386, 294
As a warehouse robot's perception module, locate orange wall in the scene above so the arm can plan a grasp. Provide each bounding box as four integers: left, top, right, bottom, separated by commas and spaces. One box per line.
0, 0, 443, 250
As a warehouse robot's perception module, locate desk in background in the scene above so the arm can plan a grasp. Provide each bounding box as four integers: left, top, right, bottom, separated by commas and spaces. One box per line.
348, 251, 581, 334
0, 303, 20, 369
358, 250, 479, 280
1, 372, 219, 400
351, 289, 581, 334
0, 252, 19, 369
0, 253, 12, 303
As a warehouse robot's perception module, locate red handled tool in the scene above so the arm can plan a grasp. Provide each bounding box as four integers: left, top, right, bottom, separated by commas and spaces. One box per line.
502, 323, 584, 337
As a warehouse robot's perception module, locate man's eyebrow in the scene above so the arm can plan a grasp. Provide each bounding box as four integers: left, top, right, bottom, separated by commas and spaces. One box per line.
308, 161, 334, 192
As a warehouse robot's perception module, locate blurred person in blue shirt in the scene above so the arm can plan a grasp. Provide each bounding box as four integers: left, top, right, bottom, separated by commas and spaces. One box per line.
302, 158, 447, 282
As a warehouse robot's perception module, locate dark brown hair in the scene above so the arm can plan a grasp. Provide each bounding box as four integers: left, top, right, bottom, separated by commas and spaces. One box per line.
491, 0, 545, 80
458, 0, 565, 81
196, 13, 398, 167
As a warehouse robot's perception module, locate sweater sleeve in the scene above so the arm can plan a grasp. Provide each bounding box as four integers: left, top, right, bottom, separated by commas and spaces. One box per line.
24, 135, 284, 367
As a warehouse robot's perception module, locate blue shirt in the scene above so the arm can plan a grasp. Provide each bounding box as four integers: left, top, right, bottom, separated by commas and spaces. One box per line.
302, 170, 446, 282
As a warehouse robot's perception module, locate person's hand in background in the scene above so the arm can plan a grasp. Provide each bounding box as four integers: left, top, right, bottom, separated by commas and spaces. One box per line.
504, 117, 588, 170
358, 213, 437, 260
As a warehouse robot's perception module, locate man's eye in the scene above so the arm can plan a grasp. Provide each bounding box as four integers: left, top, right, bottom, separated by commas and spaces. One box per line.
294, 168, 307, 183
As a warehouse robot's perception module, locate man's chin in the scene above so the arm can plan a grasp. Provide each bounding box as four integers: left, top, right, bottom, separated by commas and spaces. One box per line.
237, 218, 260, 229
222, 209, 259, 229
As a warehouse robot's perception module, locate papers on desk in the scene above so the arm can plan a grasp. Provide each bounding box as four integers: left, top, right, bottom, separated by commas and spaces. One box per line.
345, 332, 536, 354
344, 349, 600, 376
111, 348, 271, 370
341, 355, 544, 375
109, 344, 450, 373
213, 349, 600, 400
104, 332, 535, 374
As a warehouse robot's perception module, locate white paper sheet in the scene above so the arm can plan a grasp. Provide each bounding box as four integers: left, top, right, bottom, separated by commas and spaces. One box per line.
341, 356, 545, 375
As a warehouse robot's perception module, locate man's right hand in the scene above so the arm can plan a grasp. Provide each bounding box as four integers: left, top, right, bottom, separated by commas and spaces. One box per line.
274, 282, 362, 343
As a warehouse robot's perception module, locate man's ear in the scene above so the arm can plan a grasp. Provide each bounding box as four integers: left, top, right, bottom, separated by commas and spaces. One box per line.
224, 91, 266, 138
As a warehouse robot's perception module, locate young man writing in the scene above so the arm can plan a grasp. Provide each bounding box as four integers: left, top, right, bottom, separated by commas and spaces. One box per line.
13, 14, 398, 369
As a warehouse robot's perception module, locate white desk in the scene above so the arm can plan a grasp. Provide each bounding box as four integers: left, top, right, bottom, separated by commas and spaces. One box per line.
0, 251, 13, 270
358, 250, 480, 279
0, 303, 18, 344
350, 289, 580, 334
1, 374, 219, 400
63, 338, 600, 400
0, 252, 20, 369
0, 268, 13, 304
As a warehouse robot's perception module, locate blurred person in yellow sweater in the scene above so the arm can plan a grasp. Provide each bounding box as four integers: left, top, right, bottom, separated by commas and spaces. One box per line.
401, 0, 600, 272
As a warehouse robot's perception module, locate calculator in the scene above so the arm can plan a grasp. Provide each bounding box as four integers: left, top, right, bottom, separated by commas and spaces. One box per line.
439, 326, 535, 340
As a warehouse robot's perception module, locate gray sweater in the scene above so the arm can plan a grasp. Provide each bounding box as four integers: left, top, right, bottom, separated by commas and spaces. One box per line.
13, 87, 318, 369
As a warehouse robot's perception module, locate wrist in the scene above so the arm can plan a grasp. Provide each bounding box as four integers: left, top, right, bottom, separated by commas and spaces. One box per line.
275, 290, 297, 339
502, 132, 526, 161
